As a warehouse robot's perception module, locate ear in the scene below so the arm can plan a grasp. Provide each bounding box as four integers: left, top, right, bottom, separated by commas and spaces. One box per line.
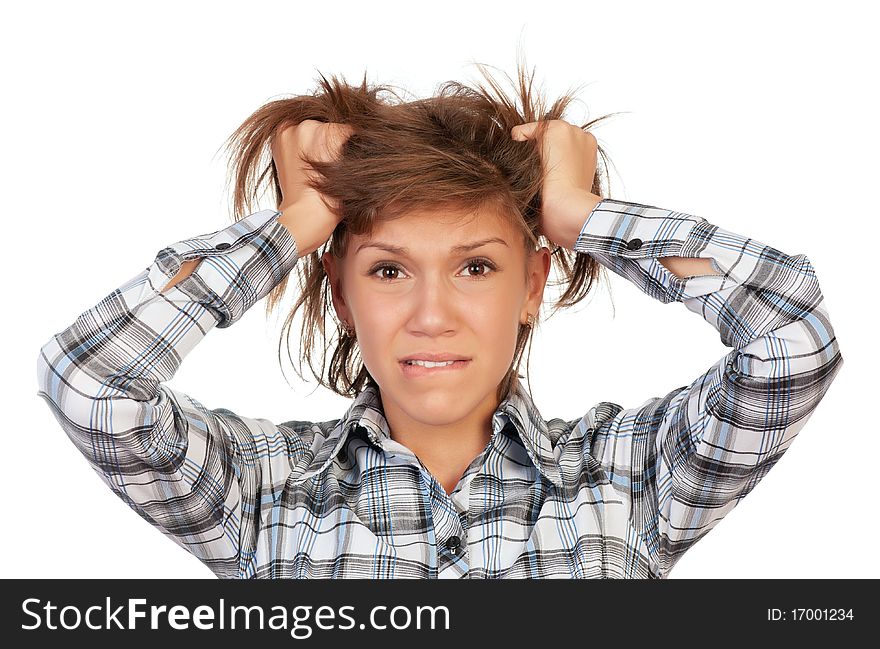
321, 251, 351, 324
523, 246, 551, 320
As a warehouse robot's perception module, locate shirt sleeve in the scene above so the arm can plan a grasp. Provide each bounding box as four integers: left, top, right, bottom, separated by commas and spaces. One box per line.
36, 208, 303, 579
576, 197, 844, 578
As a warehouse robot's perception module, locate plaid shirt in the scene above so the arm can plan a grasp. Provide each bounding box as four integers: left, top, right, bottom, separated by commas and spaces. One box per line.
36, 198, 843, 579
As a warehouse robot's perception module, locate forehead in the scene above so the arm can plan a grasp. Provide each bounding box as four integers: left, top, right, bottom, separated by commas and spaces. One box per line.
351, 206, 520, 255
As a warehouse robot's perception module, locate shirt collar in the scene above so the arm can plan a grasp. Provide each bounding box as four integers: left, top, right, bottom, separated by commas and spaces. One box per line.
289, 378, 564, 488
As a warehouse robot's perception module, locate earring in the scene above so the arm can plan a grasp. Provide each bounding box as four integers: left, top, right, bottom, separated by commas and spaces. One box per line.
525, 313, 535, 328
342, 321, 356, 339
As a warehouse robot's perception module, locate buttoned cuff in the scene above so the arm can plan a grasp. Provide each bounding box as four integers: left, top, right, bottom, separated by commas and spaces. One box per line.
574, 198, 705, 259
573, 198, 755, 304
149, 209, 299, 327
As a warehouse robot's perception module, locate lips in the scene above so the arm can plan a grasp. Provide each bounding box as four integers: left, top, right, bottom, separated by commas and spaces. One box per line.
399, 353, 471, 363
400, 359, 471, 378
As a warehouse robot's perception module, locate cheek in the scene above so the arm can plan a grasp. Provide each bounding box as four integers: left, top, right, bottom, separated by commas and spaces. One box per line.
346, 294, 401, 363
469, 298, 522, 350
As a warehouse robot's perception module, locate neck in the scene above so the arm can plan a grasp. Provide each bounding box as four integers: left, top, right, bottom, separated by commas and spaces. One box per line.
381, 389, 498, 495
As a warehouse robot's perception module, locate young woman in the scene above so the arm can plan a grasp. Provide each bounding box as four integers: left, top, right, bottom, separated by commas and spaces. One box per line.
35, 66, 843, 579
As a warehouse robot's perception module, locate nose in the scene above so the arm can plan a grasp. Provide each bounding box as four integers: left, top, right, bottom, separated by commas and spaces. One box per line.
405, 274, 461, 336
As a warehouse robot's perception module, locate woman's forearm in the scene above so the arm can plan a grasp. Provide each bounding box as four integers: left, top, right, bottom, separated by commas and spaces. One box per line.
658, 255, 721, 279
577, 191, 722, 280
159, 200, 324, 296
161, 257, 202, 294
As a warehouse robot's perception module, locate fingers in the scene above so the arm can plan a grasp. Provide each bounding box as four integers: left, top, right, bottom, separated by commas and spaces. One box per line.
512, 120, 596, 143
511, 122, 540, 141
329, 122, 355, 146
323, 123, 355, 159
511, 120, 562, 141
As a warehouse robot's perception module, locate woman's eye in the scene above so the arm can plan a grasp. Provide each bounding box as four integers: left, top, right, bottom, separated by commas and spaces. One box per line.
462, 259, 495, 277
370, 259, 496, 282
375, 265, 404, 281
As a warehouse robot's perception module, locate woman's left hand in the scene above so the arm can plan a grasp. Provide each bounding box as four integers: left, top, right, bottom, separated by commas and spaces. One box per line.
511, 119, 603, 250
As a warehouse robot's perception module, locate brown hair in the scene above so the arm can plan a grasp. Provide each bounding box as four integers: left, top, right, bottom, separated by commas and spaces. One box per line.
220, 57, 620, 404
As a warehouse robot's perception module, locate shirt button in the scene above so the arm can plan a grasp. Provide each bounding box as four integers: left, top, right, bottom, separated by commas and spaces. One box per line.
445, 536, 461, 555
215, 242, 231, 250
626, 238, 643, 251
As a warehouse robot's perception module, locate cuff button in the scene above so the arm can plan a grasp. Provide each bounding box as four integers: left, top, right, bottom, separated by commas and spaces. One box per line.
215, 242, 231, 250
626, 238, 643, 251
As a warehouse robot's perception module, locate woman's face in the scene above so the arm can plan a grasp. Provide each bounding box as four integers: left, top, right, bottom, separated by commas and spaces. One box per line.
322, 206, 551, 431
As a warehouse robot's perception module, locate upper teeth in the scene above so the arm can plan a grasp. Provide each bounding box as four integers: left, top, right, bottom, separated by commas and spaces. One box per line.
407, 360, 456, 367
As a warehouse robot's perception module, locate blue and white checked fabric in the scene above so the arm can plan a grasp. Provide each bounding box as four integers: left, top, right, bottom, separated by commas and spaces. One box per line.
36, 198, 843, 578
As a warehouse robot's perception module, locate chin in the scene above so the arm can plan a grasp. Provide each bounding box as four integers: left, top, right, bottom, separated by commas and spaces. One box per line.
391, 381, 479, 412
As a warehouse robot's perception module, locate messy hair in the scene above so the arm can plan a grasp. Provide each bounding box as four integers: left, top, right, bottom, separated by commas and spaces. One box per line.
221, 57, 620, 403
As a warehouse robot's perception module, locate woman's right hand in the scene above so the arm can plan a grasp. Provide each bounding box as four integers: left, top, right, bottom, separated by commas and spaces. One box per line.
271, 119, 354, 256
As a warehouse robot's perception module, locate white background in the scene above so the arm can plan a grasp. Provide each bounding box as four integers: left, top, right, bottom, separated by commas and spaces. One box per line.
3, 0, 875, 579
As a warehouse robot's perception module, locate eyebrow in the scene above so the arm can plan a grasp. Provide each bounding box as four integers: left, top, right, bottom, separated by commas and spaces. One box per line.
356, 237, 509, 256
